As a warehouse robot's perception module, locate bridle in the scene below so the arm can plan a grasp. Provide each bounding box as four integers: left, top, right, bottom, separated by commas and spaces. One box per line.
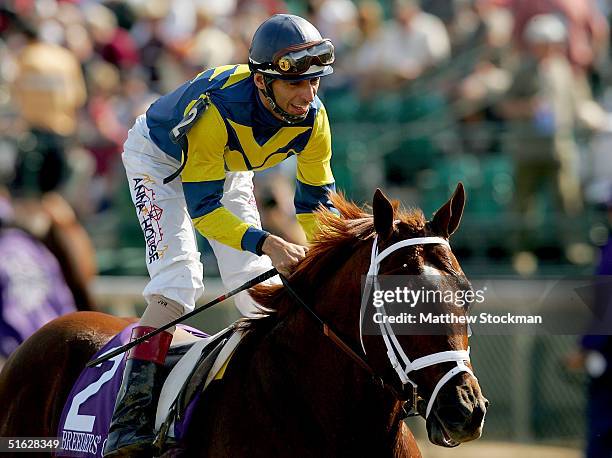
359, 234, 475, 419
280, 232, 475, 420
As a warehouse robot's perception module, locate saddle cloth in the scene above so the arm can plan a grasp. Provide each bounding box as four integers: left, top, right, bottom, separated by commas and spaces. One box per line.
56, 323, 243, 457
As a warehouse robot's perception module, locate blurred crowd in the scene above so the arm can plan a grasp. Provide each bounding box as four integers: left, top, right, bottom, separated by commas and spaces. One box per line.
1, 0, 612, 274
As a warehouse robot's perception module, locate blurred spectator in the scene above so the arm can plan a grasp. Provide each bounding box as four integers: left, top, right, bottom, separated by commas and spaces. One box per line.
236, 0, 284, 16
83, 2, 140, 71
507, 0, 609, 74
377, 0, 451, 90
453, 0, 514, 155
204, 0, 240, 17
421, 0, 457, 25
451, 0, 514, 57
85, 60, 126, 152
158, 0, 197, 44
579, 294, 612, 457
104, 0, 138, 31
226, 5, 270, 64
81, 60, 127, 213
185, 5, 236, 71
9, 21, 86, 196
129, 3, 174, 92
56, 2, 95, 64
565, 195, 612, 458
308, 0, 358, 53
346, 0, 387, 97
0, 190, 77, 366
8, 190, 98, 311
497, 14, 584, 218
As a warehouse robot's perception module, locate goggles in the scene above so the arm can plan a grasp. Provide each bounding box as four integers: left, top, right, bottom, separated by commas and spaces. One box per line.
255, 40, 335, 76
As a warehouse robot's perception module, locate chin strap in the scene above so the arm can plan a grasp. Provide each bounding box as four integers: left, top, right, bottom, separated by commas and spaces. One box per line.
261, 75, 308, 124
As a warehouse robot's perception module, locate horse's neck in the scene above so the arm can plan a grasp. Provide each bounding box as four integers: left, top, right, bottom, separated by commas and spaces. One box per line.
262, 319, 406, 455
258, 258, 408, 454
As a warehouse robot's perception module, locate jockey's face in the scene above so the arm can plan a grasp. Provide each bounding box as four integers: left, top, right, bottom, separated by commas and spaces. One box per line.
255, 73, 319, 120
272, 78, 319, 117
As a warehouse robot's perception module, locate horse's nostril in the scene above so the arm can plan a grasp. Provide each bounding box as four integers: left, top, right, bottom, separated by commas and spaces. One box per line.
472, 402, 486, 426
484, 398, 490, 409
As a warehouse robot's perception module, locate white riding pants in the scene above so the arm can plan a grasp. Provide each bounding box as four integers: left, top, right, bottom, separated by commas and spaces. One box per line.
122, 115, 277, 320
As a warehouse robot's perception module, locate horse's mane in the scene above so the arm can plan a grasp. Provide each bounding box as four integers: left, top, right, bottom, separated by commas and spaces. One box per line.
242, 193, 425, 332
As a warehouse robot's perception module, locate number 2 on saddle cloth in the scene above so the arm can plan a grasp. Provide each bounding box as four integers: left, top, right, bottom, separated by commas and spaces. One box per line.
56, 323, 207, 457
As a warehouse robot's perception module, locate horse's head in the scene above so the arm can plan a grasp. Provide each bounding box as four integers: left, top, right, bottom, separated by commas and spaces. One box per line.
249, 184, 486, 448
361, 183, 487, 447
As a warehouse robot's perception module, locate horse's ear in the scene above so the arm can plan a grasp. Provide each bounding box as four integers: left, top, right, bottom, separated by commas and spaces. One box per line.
373, 188, 394, 239
431, 182, 465, 238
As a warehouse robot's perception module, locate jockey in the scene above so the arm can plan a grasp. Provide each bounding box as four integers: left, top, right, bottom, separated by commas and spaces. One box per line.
104, 14, 337, 457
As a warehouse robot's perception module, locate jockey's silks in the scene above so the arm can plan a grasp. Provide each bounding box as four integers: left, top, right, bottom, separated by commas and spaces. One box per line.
145, 64, 336, 253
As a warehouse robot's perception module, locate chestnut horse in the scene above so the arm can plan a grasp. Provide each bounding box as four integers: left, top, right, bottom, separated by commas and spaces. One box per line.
0, 185, 486, 457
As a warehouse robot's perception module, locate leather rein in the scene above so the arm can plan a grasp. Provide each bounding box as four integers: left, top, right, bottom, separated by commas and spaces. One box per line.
278, 275, 414, 412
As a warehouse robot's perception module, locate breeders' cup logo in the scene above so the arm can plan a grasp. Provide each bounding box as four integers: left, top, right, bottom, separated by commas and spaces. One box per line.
133, 176, 168, 263
61, 430, 101, 455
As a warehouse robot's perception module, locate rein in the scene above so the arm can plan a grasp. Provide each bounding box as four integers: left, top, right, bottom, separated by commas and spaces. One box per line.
278, 276, 413, 410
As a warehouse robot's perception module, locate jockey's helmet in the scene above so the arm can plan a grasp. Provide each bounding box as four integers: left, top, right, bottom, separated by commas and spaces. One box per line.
248, 14, 335, 123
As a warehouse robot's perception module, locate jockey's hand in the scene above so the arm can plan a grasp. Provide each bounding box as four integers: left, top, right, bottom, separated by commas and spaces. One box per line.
261, 235, 308, 276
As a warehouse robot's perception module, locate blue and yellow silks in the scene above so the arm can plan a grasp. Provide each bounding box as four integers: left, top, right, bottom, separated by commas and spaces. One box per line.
146, 64, 336, 253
